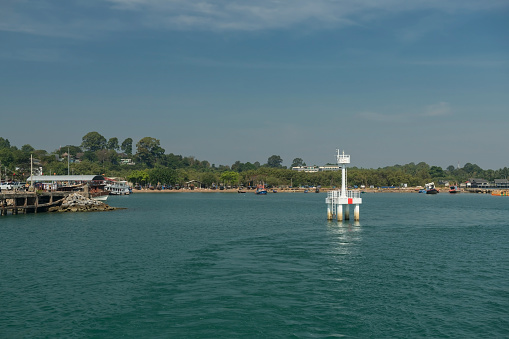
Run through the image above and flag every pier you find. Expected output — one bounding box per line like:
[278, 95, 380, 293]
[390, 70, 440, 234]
[325, 149, 362, 221]
[0, 192, 68, 216]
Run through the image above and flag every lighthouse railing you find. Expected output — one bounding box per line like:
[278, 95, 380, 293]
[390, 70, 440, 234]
[326, 190, 361, 200]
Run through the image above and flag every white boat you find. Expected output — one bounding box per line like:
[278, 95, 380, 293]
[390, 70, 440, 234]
[91, 194, 109, 201]
[105, 180, 131, 195]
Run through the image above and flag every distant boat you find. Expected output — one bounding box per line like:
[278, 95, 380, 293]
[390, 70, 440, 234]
[425, 182, 439, 194]
[256, 184, 267, 195]
[104, 179, 131, 195]
[272, 189, 277, 193]
[91, 193, 109, 201]
[449, 186, 460, 194]
[238, 190, 246, 193]
[492, 190, 509, 196]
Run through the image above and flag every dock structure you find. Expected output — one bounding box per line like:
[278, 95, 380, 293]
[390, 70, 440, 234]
[326, 149, 362, 221]
[0, 192, 68, 216]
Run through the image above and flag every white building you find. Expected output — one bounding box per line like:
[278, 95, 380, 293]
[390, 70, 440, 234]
[292, 165, 339, 173]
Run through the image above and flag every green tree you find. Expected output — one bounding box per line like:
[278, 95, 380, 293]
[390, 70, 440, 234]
[121, 138, 133, 155]
[136, 137, 165, 167]
[200, 172, 217, 188]
[462, 163, 483, 177]
[97, 149, 119, 165]
[267, 155, 283, 168]
[21, 144, 35, 153]
[57, 145, 82, 157]
[429, 166, 445, 178]
[127, 169, 150, 186]
[107, 137, 119, 151]
[72, 160, 102, 175]
[148, 167, 178, 186]
[291, 157, 305, 167]
[81, 132, 107, 152]
[220, 171, 239, 186]
[0, 148, 14, 168]
[81, 151, 98, 162]
[0, 137, 10, 150]
[231, 161, 242, 172]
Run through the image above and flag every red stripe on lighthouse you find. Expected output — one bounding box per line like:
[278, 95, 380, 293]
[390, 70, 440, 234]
[348, 198, 353, 204]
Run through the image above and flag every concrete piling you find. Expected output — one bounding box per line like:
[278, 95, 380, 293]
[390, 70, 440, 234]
[354, 204, 360, 221]
[336, 204, 343, 221]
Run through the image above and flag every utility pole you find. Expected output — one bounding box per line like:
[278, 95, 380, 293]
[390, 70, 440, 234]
[30, 154, 34, 189]
[68, 146, 70, 175]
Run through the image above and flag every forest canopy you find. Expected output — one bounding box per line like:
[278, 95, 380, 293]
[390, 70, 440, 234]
[0, 134, 507, 188]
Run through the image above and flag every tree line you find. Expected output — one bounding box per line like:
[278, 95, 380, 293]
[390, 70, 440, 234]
[0, 133, 508, 188]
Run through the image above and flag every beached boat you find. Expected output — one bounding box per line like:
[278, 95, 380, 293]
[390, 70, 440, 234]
[105, 179, 131, 195]
[449, 185, 460, 194]
[425, 182, 439, 194]
[492, 190, 509, 196]
[255, 184, 267, 195]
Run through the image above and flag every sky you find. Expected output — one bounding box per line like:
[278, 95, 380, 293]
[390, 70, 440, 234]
[1, 0, 508, 170]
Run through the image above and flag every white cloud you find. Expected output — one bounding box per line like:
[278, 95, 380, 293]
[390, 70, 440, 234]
[1, 0, 507, 36]
[422, 102, 451, 117]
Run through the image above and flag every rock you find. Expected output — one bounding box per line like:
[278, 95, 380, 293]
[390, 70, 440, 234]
[51, 193, 117, 213]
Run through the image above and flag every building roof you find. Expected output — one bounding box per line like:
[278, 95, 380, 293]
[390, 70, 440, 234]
[494, 179, 509, 183]
[469, 178, 489, 183]
[27, 175, 105, 182]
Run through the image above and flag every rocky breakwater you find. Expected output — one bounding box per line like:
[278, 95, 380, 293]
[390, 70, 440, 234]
[49, 193, 117, 213]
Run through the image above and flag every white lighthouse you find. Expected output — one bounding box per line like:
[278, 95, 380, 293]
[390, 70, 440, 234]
[326, 149, 362, 221]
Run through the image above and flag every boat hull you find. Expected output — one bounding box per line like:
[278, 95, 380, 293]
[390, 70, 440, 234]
[92, 194, 108, 201]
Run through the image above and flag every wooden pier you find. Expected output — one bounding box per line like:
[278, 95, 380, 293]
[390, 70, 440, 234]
[0, 192, 69, 216]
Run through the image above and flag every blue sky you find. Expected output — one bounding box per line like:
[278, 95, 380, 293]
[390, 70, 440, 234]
[1, 0, 508, 169]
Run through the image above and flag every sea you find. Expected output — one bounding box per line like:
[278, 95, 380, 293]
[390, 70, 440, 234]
[1, 192, 508, 338]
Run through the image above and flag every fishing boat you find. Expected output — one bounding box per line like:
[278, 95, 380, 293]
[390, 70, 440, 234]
[255, 184, 267, 195]
[425, 182, 439, 194]
[449, 185, 460, 194]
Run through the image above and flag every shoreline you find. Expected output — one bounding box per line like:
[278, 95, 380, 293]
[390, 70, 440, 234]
[129, 187, 505, 194]
[131, 187, 437, 194]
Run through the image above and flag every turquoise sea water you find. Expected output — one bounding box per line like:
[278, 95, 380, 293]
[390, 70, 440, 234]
[1, 192, 508, 338]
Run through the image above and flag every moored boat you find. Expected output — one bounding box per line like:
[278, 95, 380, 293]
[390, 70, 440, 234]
[104, 178, 131, 195]
[425, 182, 439, 194]
[492, 190, 509, 196]
[91, 192, 109, 201]
[449, 185, 460, 194]
[255, 184, 267, 195]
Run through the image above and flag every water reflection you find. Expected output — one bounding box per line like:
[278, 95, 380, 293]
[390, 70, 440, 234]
[326, 220, 362, 257]
[326, 220, 362, 230]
